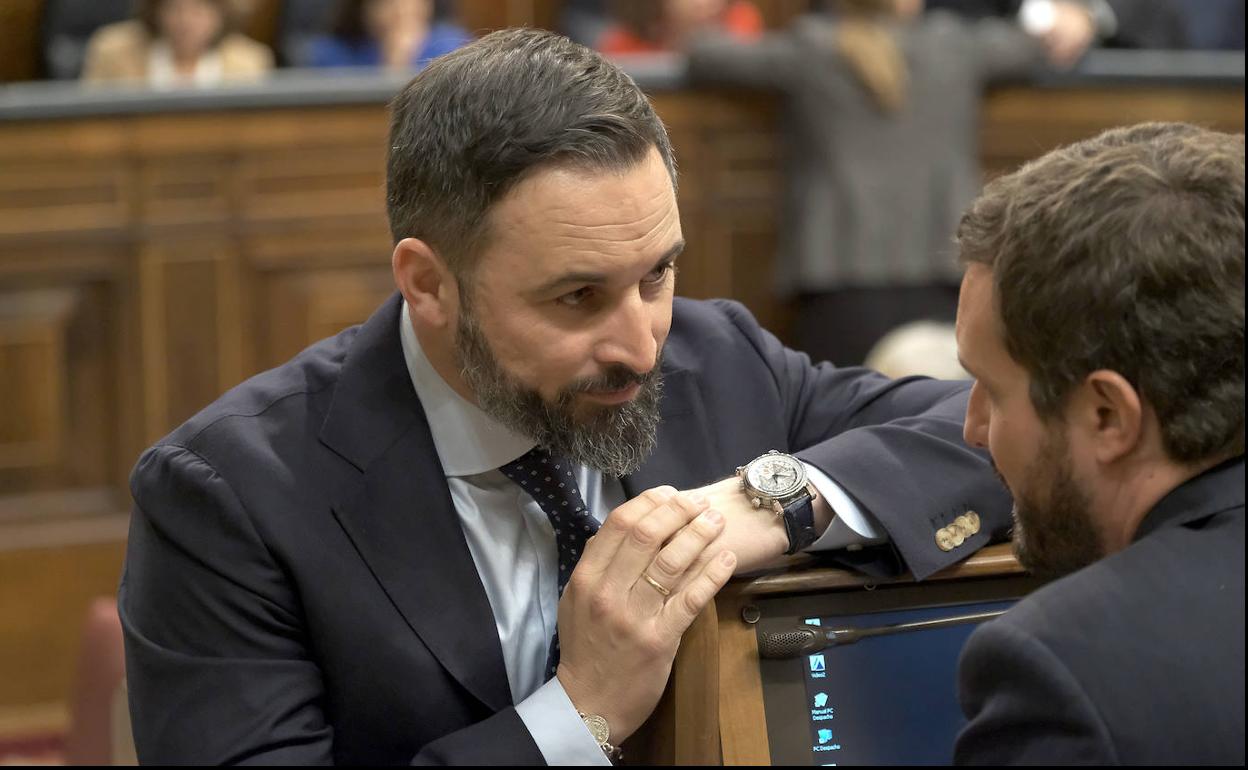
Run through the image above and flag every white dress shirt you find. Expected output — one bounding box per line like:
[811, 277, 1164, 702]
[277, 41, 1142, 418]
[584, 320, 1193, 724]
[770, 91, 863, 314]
[397, 302, 883, 764]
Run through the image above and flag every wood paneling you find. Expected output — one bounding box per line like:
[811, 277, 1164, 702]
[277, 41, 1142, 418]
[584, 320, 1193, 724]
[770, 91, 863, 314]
[0, 541, 127, 710]
[0, 0, 43, 83]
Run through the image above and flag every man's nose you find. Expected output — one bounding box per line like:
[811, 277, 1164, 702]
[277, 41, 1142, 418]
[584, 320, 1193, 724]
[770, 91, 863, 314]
[963, 381, 990, 449]
[596, 291, 659, 374]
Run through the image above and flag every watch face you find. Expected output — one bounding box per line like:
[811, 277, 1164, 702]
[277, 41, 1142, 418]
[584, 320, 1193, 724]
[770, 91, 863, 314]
[745, 454, 805, 499]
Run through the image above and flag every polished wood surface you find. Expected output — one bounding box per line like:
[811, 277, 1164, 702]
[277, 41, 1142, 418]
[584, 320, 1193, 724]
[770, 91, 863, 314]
[0, 79, 1242, 732]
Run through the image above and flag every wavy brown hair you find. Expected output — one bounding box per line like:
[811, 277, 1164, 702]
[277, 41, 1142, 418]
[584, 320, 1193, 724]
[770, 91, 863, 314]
[831, 0, 908, 114]
[958, 123, 1245, 464]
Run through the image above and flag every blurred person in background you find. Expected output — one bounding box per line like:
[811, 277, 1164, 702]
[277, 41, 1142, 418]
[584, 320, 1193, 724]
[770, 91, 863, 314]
[82, 0, 273, 87]
[305, 0, 471, 71]
[864, 320, 967, 380]
[930, 0, 1245, 53]
[598, 0, 763, 56]
[686, 0, 1051, 367]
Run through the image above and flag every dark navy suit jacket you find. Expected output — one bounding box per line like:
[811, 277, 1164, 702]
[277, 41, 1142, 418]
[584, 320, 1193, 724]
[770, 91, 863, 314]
[956, 457, 1246, 765]
[121, 293, 1010, 764]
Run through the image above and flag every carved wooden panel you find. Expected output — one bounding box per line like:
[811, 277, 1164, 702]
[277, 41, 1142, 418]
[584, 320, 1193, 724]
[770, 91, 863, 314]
[0, 281, 120, 501]
[0, 289, 75, 471]
[261, 266, 396, 369]
[0, 161, 129, 239]
[238, 146, 388, 226]
[979, 86, 1248, 179]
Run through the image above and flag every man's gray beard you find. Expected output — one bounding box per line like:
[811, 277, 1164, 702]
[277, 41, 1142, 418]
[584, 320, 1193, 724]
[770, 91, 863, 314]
[453, 299, 663, 477]
[1004, 428, 1104, 580]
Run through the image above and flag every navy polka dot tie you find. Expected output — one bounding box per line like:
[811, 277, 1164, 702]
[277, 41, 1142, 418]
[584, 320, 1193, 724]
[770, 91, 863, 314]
[499, 446, 599, 681]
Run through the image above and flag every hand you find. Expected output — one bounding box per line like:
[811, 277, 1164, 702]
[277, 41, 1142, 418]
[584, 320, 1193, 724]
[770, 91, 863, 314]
[556, 486, 736, 743]
[1044, 1, 1096, 69]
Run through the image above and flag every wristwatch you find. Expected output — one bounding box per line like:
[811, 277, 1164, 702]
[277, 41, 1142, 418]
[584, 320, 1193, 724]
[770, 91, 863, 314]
[737, 450, 820, 555]
[578, 711, 622, 760]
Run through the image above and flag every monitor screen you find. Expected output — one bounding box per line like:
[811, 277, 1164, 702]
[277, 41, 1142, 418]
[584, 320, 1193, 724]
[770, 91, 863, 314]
[757, 576, 1041, 765]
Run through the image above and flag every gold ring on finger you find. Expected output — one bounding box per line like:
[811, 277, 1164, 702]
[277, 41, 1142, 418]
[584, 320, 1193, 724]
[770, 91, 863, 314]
[641, 572, 671, 597]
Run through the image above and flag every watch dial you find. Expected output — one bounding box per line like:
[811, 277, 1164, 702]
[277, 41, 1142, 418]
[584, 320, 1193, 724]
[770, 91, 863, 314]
[747, 456, 803, 496]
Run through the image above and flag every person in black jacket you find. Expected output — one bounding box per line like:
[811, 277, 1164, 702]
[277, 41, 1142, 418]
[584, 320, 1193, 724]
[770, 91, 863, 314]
[953, 122, 1245, 764]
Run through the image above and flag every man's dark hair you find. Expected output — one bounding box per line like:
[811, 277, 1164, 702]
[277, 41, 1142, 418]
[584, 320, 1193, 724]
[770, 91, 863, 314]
[386, 27, 677, 277]
[958, 122, 1245, 464]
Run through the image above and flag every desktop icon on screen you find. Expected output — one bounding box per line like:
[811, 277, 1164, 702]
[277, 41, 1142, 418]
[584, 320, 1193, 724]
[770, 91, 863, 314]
[814, 692, 829, 708]
[809, 654, 826, 673]
[818, 728, 834, 745]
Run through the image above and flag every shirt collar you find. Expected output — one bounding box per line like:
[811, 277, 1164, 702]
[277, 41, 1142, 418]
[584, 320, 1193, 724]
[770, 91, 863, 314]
[399, 300, 535, 477]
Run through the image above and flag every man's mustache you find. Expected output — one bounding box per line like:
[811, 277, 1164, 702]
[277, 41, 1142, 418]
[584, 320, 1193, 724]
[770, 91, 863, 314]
[566, 362, 660, 395]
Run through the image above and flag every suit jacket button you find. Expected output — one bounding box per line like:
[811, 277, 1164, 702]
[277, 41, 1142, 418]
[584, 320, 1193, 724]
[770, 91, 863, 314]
[966, 510, 981, 532]
[935, 527, 956, 551]
[949, 523, 967, 547]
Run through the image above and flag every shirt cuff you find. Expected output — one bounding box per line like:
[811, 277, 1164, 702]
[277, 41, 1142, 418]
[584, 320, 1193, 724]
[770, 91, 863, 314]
[802, 463, 889, 551]
[515, 675, 612, 766]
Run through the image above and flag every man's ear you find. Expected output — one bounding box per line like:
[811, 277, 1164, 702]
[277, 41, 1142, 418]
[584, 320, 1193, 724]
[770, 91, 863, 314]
[392, 237, 457, 328]
[1070, 370, 1145, 465]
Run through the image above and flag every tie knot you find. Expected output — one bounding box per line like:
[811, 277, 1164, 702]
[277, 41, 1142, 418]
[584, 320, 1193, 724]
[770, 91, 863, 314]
[499, 446, 573, 484]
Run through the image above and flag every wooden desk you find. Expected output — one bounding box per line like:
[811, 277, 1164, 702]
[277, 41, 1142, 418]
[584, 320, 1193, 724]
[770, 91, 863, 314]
[632, 543, 1032, 764]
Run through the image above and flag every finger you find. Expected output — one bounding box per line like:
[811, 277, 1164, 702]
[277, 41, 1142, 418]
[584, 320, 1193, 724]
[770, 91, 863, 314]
[600, 491, 709, 593]
[658, 549, 736, 639]
[638, 508, 725, 597]
[573, 486, 678, 579]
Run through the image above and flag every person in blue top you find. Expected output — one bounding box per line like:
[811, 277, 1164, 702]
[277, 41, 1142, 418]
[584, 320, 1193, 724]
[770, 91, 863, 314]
[307, 0, 471, 71]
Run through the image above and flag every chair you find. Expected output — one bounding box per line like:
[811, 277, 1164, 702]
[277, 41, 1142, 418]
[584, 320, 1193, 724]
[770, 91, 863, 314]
[61, 597, 130, 765]
[39, 0, 135, 79]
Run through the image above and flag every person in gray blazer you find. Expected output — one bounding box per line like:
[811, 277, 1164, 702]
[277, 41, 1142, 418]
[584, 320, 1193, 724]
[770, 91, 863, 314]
[686, 0, 1046, 365]
[953, 122, 1245, 763]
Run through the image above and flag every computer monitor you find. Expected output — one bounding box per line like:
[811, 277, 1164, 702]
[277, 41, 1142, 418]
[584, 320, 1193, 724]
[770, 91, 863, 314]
[756, 575, 1041, 765]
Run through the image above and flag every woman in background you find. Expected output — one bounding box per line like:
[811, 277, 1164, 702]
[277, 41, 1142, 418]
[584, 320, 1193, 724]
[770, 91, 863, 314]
[82, 0, 272, 87]
[686, 0, 1051, 366]
[306, 0, 471, 71]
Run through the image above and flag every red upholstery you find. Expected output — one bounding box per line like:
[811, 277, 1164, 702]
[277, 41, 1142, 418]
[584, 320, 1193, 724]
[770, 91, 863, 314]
[62, 597, 126, 765]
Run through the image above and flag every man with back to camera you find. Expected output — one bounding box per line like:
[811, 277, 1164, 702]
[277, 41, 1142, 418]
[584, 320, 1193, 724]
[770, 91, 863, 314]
[120, 28, 1013, 764]
[952, 122, 1245, 764]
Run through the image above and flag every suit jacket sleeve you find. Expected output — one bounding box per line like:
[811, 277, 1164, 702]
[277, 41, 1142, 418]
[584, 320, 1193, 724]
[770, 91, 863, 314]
[962, 14, 1047, 82]
[954, 618, 1119, 764]
[685, 28, 802, 92]
[714, 300, 1012, 579]
[121, 444, 544, 765]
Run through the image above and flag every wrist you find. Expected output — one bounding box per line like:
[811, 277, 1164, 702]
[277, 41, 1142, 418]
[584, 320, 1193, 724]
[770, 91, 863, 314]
[577, 710, 623, 761]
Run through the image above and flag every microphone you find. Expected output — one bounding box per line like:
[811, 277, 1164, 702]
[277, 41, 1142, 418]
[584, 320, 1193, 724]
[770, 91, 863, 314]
[758, 609, 1007, 659]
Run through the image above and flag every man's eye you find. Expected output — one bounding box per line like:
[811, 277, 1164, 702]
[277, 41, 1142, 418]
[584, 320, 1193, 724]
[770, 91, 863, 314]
[557, 287, 593, 307]
[643, 264, 674, 284]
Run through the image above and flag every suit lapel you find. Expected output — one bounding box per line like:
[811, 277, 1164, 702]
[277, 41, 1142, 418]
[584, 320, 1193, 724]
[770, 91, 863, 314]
[320, 294, 511, 713]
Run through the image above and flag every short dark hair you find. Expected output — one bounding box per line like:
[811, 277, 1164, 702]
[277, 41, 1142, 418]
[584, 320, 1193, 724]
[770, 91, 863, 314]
[958, 122, 1245, 464]
[385, 27, 678, 277]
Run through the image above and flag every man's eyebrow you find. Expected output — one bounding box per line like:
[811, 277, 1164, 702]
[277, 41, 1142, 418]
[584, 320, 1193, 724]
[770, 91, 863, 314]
[533, 240, 685, 296]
